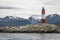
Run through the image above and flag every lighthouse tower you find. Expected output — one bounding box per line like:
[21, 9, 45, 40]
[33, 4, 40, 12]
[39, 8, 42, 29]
[41, 7, 46, 23]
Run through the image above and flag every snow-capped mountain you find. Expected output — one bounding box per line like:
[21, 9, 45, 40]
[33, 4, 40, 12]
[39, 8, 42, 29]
[0, 14, 60, 27]
[0, 16, 31, 27]
[28, 17, 41, 24]
[28, 14, 60, 25]
[0, 16, 41, 27]
[46, 14, 60, 25]
[4, 16, 24, 20]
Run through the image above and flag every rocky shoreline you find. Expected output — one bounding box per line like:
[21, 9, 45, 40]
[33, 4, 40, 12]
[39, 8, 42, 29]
[0, 24, 60, 33]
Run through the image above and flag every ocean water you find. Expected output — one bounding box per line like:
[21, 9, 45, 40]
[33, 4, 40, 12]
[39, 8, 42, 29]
[0, 33, 60, 40]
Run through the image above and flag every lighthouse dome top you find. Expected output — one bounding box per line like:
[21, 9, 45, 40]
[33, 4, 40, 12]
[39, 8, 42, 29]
[42, 7, 45, 10]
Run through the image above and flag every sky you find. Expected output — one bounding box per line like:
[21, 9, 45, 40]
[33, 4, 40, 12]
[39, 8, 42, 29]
[0, 0, 60, 19]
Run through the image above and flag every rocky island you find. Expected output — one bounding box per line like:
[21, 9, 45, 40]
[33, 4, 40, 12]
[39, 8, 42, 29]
[0, 23, 60, 33]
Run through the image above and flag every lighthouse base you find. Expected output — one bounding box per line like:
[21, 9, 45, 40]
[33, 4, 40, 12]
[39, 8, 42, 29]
[41, 19, 46, 23]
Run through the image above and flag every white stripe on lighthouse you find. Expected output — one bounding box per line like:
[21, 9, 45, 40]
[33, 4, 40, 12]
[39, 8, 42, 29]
[42, 14, 45, 19]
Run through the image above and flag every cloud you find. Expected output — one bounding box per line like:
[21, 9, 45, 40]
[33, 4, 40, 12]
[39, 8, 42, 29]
[44, 0, 60, 6]
[41, 0, 57, 6]
[44, 2, 56, 5]
[0, 6, 24, 10]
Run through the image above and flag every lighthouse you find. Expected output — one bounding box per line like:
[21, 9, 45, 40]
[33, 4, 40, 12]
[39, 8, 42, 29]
[41, 7, 46, 23]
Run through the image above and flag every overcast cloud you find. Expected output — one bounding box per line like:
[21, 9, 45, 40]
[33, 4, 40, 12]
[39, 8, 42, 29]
[0, 0, 60, 18]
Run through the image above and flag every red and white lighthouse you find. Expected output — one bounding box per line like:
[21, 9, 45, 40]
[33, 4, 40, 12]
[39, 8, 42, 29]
[41, 7, 46, 23]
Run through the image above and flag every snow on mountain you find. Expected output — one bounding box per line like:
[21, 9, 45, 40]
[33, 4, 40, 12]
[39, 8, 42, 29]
[46, 14, 60, 18]
[0, 16, 31, 27]
[46, 14, 60, 25]
[0, 14, 59, 27]
[28, 17, 41, 24]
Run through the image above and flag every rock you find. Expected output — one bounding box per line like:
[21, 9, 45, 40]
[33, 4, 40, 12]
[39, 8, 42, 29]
[20, 23, 58, 33]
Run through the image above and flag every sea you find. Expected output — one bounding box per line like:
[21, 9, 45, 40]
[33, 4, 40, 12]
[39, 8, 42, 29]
[0, 33, 60, 40]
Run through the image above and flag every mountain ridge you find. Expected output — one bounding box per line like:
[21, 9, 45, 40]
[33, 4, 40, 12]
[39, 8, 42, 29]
[0, 14, 60, 27]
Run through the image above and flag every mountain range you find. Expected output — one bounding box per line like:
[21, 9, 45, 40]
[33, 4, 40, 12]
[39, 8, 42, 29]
[46, 14, 60, 25]
[0, 14, 60, 27]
